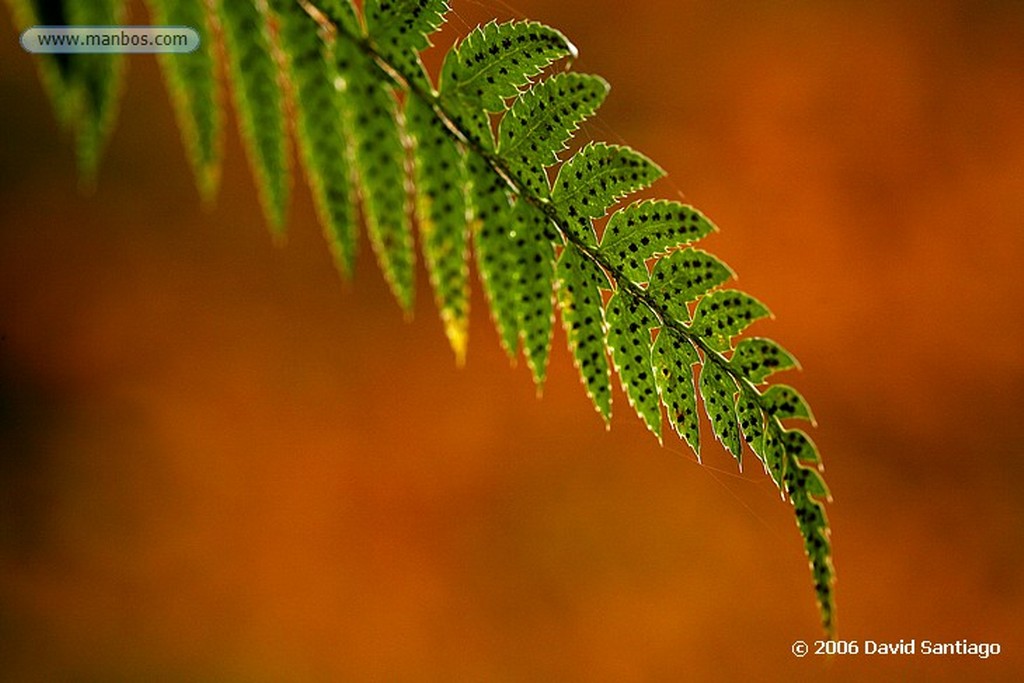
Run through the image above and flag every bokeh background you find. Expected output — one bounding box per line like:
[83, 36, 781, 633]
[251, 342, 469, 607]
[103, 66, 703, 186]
[2, 0, 1022, 680]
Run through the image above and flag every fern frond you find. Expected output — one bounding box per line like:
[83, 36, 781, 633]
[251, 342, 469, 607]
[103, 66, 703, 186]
[781, 428, 821, 466]
[70, 1, 128, 179]
[736, 387, 767, 461]
[786, 458, 835, 632]
[216, 0, 290, 232]
[146, 0, 222, 202]
[21, 0, 837, 634]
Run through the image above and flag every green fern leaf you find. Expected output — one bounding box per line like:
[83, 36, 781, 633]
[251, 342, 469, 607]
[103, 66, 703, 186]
[439, 20, 575, 147]
[782, 428, 821, 466]
[605, 291, 662, 439]
[796, 465, 830, 499]
[272, 0, 358, 276]
[652, 329, 701, 456]
[761, 384, 815, 423]
[497, 73, 609, 197]
[216, 0, 289, 232]
[735, 387, 766, 465]
[599, 200, 716, 284]
[699, 361, 742, 461]
[690, 289, 771, 352]
[467, 152, 519, 357]
[730, 337, 798, 385]
[557, 245, 612, 422]
[785, 464, 835, 632]
[7, 0, 74, 127]
[334, 38, 415, 310]
[761, 422, 787, 487]
[364, 0, 448, 88]
[551, 142, 664, 245]
[407, 95, 470, 361]
[22, 0, 838, 633]
[63, 0, 127, 180]
[146, 0, 222, 202]
[647, 247, 734, 323]
[511, 200, 556, 386]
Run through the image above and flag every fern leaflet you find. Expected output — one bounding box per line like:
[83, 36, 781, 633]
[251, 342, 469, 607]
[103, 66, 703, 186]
[146, 0, 222, 202]
[556, 246, 612, 422]
[439, 19, 575, 148]
[216, 0, 290, 232]
[8, 0, 128, 179]
[407, 94, 471, 360]
[334, 36, 416, 309]
[271, 0, 358, 275]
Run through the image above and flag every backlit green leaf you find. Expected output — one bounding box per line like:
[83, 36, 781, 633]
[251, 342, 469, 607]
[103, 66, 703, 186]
[652, 329, 701, 456]
[782, 428, 821, 466]
[699, 362, 742, 461]
[147, 0, 222, 201]
[334, 39, 415, 310]
[735, 387, 766, 468]
[785, 466, 835, 633]
[217, 0, 289, 232]
[439, 20, 574, 147]
[272, 0, 358, 275]
[364, 0, 448, 88]
[408, 95, 471, 362]
[761, 384, 815, 423]
[511, 201, 556, 387]
[551, 143, 664, 245]
[606, 291, 661, 439]
[497, 73, 609, 197]
[468, 153, 518, 357]
[557, 245, 612, 422]
[65, 0, 128, 180]
[731, 337, 798, 385]
[312, 0, 361, 37]
[690, 289, 771, 352]
[647, 247, 733, 323]
[25, 0, 836, 634]
[599, 200, 716, 284]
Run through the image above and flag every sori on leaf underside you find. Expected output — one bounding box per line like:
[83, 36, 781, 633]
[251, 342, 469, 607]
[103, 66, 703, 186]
[9, 0, 836, 633]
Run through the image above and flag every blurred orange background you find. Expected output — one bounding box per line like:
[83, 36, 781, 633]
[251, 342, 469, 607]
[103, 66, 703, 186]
[2, 1, 1022, 680]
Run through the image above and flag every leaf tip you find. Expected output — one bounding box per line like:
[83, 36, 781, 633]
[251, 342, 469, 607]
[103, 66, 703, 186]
[445, 318, 469, 367]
